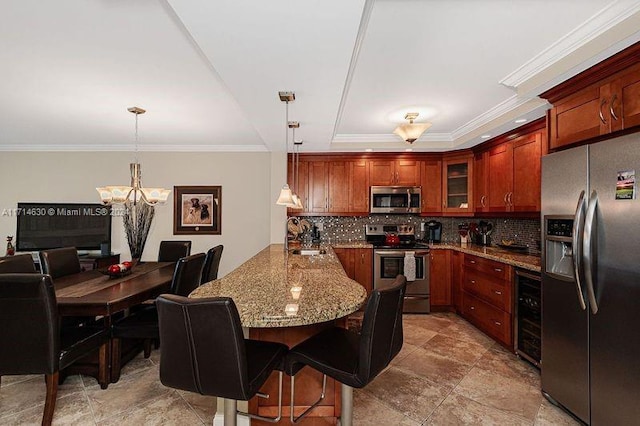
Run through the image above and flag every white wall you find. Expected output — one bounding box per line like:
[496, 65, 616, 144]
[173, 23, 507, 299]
[0, 151, 274, 277]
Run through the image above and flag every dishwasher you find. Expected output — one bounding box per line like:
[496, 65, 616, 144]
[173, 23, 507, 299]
[515, 269, 541, 368]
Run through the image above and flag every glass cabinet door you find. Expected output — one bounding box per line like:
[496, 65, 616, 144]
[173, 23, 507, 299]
[443, 156, 473, 213]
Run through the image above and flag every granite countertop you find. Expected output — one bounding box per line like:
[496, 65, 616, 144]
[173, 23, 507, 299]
[330, 240, 540, 272]
[190, 244, 367, 328]
[429, 243, 541, 272]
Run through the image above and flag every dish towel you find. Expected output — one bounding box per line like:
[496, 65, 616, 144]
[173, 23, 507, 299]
[404, 251, 416, 282]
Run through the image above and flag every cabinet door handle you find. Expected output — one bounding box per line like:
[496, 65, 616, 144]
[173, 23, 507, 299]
[610, 94, 619, 121]
[480, 195, 486, 207]
[494, 290, 502, 295]
[503, 192, 509, 206]
[470, 306, 475, 310]
[508, 192, 513, 206]
[469, 260, 476, 264]
[325, 198, 328, 210]
[599, 98, 608, 124]
[494, 268, 502, 272]
[494, 321, 502, 326]
[470, 280, 476, 284]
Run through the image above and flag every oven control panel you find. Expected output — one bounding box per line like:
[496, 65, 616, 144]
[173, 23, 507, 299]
[366, 224, 414, 236]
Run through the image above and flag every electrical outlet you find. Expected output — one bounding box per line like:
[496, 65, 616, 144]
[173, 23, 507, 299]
[420, 222, 426, 232]
[316, 222, 324, 231]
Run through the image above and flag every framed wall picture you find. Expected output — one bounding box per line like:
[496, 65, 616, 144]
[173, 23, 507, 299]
[173, 186, 221, 235]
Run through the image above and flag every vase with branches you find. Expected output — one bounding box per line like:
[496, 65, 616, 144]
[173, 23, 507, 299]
[123, 200, 155, 262]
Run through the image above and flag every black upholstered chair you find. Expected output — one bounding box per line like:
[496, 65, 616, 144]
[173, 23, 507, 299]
[39, 247, 81, 279]
[111, 253, 206, 372]
[0, 274, 107, 426]
[0, 253, 37, 273]
[201, 244, 224, 284]
[157, 294, 288, 425]
[285, 275, 407, 425]
[158, 240, 192, 262]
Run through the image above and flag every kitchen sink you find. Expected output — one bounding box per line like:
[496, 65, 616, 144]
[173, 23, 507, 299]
[290, 249, 327, 256]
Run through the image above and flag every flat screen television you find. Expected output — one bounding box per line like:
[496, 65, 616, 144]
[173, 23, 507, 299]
[16, 202, 112, 251]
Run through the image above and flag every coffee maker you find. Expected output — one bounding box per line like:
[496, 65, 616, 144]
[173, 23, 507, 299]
[425, 220, 442, 243]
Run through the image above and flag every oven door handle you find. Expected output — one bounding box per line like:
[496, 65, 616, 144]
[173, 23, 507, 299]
[375, 251, 429, 257]
[375, 251, 408, 256]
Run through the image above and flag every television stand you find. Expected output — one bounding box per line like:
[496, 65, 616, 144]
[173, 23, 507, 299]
[79, 253, 120, 271]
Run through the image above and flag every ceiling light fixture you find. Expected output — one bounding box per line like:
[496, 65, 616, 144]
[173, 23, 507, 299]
[393, 112, 432, 144]
[276, 92, 297, 207]
[96, 107, 170, 206]
[515, 118, 527, 123]
[481, 134, 491, 139]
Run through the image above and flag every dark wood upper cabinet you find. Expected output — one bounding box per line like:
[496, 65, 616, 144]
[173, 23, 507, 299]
[308, 161, 328, 213]
[473, 151, 488, 213]
[442, 154, 474, 215]
[328, 161, 349, 213]
[420, 159, 442, 214]
[512, 132, 543, 212]
[369, 159, 420, 186]
[349, 160, 369, 213]
[541, 42, 640, 151]
[487, 142, 513, 213]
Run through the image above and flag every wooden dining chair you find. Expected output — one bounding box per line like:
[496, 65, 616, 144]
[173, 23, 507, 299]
[0, 274, 107, 426]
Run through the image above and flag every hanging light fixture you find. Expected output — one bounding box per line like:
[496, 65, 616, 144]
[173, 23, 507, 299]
[289, 122, 304, 210]
[276, 92, 297, 207]
[393, 112, 432, 144]
[96, 107, 171, 206]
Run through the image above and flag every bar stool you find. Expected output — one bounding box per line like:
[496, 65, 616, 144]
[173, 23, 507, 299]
[285, 275, 407, 426]
[157, 294, 288, 426]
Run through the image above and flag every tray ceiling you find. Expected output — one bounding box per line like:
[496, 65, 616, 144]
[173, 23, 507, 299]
[1, 0, 640, 152]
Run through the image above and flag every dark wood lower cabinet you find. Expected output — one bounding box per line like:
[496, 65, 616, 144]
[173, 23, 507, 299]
[430, 250, 451, 308]
[461, 254, 513, 348]
[333, 247, 372, 295]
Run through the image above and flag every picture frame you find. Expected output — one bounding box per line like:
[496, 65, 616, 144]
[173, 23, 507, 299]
[173, 185, 222, 235]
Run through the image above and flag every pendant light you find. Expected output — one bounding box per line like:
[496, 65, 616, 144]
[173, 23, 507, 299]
[276, 92, 297, 207]
[96, 107, 171, 205]
[289, 122, 304, 210]
[393, 112, 432, 144]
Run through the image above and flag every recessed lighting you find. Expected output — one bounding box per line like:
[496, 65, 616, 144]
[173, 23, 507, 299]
[405, 148, 413, 152]
[481, 134, 491, 139]
[515, 118, 527, 123]
[365, 148, 373, 152]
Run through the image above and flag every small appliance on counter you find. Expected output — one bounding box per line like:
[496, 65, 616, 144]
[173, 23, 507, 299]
[458, 223, 470, 245]
[424, 220, 442, 243]
[471, 220, 493, 246]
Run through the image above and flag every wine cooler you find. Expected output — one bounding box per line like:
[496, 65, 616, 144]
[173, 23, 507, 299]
[515, 269, 541, 367]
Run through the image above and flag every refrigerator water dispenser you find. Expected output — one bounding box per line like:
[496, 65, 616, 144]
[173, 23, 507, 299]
[545, 217, 575, 280]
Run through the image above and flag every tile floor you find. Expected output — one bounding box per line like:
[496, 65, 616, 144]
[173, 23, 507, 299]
[0, 313, 579, 425]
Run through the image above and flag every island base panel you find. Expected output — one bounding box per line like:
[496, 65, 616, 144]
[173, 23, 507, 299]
[249, 320, 346, 425]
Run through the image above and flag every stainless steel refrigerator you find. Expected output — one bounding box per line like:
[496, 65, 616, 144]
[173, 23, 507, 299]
[541, 132, 640, 425]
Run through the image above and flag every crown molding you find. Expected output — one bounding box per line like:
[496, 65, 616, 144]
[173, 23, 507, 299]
[499, 1, 640, 89]
[0, 144, 269, 152]
[332, 132, 453, 144]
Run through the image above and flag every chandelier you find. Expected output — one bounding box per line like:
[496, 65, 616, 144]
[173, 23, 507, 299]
[96, 107, 171, 206]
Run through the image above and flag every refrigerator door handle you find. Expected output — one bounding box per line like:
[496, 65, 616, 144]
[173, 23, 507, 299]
[583, 190, 599, 314]
[572, 190, 587, 310]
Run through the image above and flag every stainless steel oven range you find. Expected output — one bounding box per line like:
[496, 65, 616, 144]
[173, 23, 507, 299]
[366, 224, 430, 313]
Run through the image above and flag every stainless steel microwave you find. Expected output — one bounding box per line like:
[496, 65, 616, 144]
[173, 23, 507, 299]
[370, 186, 421, 214]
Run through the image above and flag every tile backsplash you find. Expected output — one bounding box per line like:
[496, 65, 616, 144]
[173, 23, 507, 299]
[299, 215, 541, 255]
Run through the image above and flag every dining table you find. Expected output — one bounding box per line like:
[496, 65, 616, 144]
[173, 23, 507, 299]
[53, 261, 175, 388]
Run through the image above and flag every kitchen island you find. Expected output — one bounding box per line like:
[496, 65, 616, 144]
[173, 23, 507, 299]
[190, 244, 367, 425]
